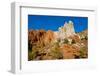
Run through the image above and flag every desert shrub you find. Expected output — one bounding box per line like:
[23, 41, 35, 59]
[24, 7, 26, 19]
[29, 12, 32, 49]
[71, 39, 76, 44]
[63, 38, 68, 44]
[85, 35, 88, 40]
[31, 44, 47, 60]
[28, 45, 41, 60]
[28, 50, 38, 61]
[57, 38, 61, 43]
[28, 41, 32, 51]
[49, 44, 63, 59]
[54, 42, 60, 47]
[79, 47, 87, 58]
[80, 35, 88, 40]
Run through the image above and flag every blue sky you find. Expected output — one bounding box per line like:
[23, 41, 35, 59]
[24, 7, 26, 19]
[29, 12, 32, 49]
[28, 15, 88, 32]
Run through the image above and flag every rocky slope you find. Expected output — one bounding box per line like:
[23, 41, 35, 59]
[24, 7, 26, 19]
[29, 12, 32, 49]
[28, 21, 88, 61]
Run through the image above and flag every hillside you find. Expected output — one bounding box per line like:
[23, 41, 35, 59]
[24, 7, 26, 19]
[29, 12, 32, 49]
[28, 21, 88, 61]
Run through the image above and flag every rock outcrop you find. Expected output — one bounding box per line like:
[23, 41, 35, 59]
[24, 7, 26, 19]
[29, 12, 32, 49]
[44, 30, 55, 45]
[28, 29, 46, 49]
[28, 21, 88, 60]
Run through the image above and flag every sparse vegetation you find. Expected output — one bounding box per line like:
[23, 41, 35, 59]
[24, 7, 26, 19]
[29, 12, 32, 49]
[51, 42, 63, 59]
[79, 47, 88, 58]
[28, 26, 88, 60]
[63, 38, 68, 44]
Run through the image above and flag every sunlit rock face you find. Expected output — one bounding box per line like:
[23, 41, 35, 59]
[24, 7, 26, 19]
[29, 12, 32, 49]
[60, 44, 80, 59]
[64, 21, 75, 37]
[44, 30, 55, 45]
[68, 35, 81, 43]
[28, 29, 46, 46]
[28, 29, 55, 47]
[58, 21, 75, 39]
[53, 21, 77, 44]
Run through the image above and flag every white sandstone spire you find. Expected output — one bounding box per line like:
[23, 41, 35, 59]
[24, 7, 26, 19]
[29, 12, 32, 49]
[58, 21, 75, 39]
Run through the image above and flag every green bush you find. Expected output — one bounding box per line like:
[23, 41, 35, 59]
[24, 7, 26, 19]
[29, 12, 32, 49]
[71, 39, 76, 44]
[79, 47, 87, 58]
[28, 51, 37, 61]
[63, 38, 68, 44]
[49, 45, 63, 59]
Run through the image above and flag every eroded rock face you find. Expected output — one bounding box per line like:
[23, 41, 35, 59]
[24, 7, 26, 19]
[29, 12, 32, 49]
[28, 30, 46, 50]
[68, 35, 81, 43]
[44, 30, 55, 45]
[60, 44, 80, 59]
[28, 30, 37, 50]
[28, 30, 55, 49]
[28, 29, 88, 60]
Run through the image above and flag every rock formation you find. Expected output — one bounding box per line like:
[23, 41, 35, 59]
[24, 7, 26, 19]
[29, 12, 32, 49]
[58, 21, 75, 39]
[28, 21, 88, 60]
[44, 30, 55, 45]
